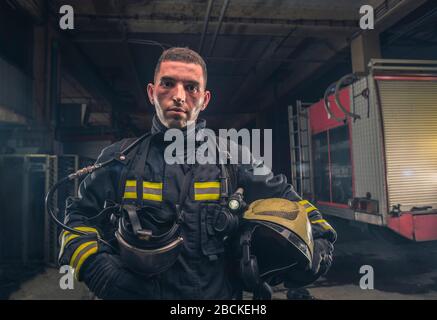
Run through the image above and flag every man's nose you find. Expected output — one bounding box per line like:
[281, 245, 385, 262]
[172, 83, 186, 104]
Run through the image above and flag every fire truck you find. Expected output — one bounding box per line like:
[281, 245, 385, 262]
[288, 59, 437, 242]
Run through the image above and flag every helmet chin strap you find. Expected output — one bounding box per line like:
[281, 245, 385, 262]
[124, 205, 153, 241]
[239, 227, 273, 300]
[120, 204, 183, 244]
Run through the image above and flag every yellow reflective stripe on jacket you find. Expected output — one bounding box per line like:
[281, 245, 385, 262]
[61, 226, 99, 246]
[194, 182, 220, 201]
[143, 181, 163, 201]
[62, 226, 99, 238]
[59, 234, 80, 258]
[59, 226, 99, 259]
[195, 182, 220, 189]
[143, 181, 163, 189]
[124, 192, 137, 199]
[126, 180, 136, 187]
[73, 244, 98, 280]
[298, 200, 318, 213]
[195, 193, 220, 201]
[305, 205, 317, 213]
[298, 200, 309, 206]
[143, 193, 163, 201]
[70, 241, 98, 280]
[123, 180, 137, 199]
[311, 219, 334, 231]
[64, 234, 80, 244]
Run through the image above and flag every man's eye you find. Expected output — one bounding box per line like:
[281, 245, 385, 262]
[161, 80, 174, 88]
[186, 84, 198, 93]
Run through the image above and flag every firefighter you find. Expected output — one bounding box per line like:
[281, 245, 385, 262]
[58, 47, 336, 299]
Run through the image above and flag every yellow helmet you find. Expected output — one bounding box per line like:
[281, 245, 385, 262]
[240, 198, 314, 286]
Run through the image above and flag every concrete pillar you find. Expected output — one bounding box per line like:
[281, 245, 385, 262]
[32, 25, 48, 126]
[351, 32, 382, 74]
[32, 24, 59, 153]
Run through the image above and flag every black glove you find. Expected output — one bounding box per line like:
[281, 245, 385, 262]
[81, 253, 159, 300]
[311, 238, 334, 277]
[284, 238, 334, 288]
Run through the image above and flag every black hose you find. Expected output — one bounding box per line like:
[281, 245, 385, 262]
[45, 175, 89, 236]
[86, 205, 120, 222]
[45, 158, 115, 235]
[45, 170, 118, 251]
[335, 74, 361, 120]
[45, 133, 149, 239]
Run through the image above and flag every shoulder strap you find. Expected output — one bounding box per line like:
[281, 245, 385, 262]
[225, 163, 238, 195]
[116, 133, 152, 204]
[215, 136, 238, 195]
[120, 137, 138, 152]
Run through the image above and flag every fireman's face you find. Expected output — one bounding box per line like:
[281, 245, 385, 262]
[147, 61, 211, 129]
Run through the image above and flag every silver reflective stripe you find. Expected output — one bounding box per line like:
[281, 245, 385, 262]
[195, 187, 220, 195]
[72, 242, 98, 270]
[124, 186, 136, 193]
[143, 188, 162, 195]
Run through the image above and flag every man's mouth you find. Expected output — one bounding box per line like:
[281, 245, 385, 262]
[168, 107, 187, 114]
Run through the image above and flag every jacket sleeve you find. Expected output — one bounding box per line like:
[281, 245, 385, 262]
[236, 148, 337, 243]
[58, 141, 125, 280]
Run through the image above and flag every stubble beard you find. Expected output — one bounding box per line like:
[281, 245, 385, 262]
[153, 96, 204, 129]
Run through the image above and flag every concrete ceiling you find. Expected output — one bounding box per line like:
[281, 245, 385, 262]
[48, 0, 428, 130]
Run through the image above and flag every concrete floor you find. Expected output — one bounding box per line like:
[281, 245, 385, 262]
[9, 268, 91, 300]
[306, 217, 437, 300]
[6, 217, 437, 300]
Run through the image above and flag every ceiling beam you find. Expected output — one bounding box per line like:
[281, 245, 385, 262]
[208, 0, 230, 57]
[91, 0, 148, 112]
[254, 0, 432, 113]
[74, 13, 359, 30]
[247, 39, 349, 113]
[350, 0, 429, 39]
[71, 24, 356, 38]
[228, 28, 301, 109]
[13, 0, 45, 24]
[71, 29, 352, 43]
[60, 37, 123, 114]
[375, 0, 429, 32]
[198, 0, 214, 54]
[119, 32, 149, 113]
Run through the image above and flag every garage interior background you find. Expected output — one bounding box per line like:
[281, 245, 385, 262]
[0, 0, 436, 299]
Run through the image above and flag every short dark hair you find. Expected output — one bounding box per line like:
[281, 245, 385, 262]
[154, 47, 208, 88]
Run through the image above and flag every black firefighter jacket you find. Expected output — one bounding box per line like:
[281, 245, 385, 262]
[58, 116, 337, 299]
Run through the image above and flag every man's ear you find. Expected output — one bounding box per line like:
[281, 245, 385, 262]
[146, 83, 155, 105]
[201, 90, 211, 111]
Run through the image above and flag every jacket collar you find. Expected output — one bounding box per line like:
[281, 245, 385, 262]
[151, 115, 207, 136]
